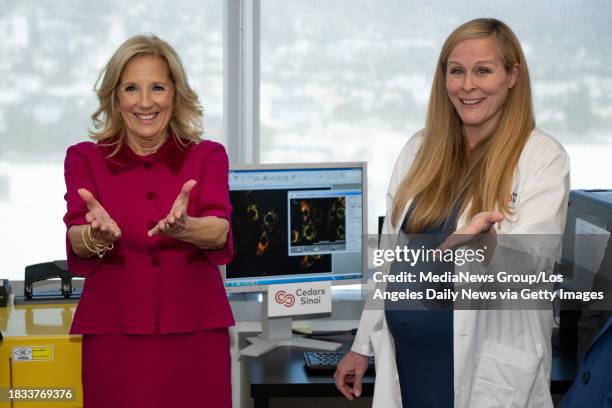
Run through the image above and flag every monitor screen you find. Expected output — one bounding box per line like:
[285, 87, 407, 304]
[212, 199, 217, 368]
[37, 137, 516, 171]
[224, 163, 366, 292]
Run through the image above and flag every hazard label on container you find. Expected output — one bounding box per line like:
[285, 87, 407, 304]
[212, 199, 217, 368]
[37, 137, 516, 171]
[12, 346, 54, 362]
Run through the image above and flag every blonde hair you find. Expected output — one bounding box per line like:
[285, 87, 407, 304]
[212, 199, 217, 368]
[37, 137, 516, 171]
[90, 34, 203, 152]
[392, 18, 534, 232]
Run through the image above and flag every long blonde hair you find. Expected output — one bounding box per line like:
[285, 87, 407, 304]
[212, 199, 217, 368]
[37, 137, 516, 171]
[392, 18, 534, 232]
[90, 34, 203, 153]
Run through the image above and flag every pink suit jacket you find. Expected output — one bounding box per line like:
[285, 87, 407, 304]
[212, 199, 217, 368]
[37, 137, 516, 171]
[63, 134, 235, 334]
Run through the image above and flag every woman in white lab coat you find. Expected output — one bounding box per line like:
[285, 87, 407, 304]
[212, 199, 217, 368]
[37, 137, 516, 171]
[334, 18, 570, 408]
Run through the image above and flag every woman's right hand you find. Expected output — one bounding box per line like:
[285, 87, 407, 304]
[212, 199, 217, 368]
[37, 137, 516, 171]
[333, 351, 369, 400]
[438, 211, 503, 251]
[456, 211, 504, 236]
[78, 188, 122, 244]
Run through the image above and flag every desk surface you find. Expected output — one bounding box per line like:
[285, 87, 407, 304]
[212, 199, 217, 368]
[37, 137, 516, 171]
[243, 335, 375, 400]
[243, 331, 577, 403]
[1, 294, 77, 338]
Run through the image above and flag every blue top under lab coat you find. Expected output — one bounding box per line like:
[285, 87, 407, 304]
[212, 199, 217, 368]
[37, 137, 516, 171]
[384, 207, 457, 408]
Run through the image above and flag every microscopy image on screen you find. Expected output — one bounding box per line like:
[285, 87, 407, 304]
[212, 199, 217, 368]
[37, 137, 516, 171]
[227, 189, 331, 279]
[290, 196, 346, 253]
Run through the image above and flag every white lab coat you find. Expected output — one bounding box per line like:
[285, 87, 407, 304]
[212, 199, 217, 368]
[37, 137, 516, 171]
[352, 128, 570, 408]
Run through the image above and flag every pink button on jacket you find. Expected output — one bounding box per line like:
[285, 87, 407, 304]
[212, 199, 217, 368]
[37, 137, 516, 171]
[63, 135, 235, 334]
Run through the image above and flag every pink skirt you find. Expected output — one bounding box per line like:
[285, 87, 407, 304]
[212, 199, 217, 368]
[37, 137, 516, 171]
[82, 328, 231, 408]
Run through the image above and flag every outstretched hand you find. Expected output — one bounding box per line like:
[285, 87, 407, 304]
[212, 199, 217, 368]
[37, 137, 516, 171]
[458, 211, 504, 235]
[438, 211, 503, 251]
[78, 188, 122, 245]
[148, 179, 197, 238]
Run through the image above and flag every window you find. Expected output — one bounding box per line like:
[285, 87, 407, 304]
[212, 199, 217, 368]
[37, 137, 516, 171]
[260, 0, 612, 233]
[2, 1, 611, 282]
[0, 1, 223, 281]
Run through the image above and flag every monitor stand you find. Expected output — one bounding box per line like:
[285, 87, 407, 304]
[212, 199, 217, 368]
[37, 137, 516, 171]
[240, 293, 342, 357]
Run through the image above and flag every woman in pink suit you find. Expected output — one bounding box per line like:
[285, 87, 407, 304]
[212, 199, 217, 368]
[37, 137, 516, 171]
[63, 34, 234, 407]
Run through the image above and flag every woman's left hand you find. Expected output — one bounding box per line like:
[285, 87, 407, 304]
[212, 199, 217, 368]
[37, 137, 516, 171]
[148, 179, 197, 239]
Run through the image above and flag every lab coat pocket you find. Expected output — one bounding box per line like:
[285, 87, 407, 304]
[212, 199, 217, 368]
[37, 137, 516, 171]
[469, 340, 541, 408]
[470, 378, 515, 408]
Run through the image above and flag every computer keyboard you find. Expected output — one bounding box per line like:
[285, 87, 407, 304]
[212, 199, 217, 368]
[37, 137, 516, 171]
[303, 351, 375, 372]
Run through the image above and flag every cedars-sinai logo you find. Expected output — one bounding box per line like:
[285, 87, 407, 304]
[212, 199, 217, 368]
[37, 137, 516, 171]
[274, 290, 296, 307]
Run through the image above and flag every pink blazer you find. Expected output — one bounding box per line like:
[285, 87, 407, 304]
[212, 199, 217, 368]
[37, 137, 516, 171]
[63, 135, 235, 334]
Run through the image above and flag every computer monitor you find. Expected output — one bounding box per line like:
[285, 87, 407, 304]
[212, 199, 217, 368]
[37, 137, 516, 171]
[224, 162, 367, 356]
[225, 162, 366, 291]
[557, 189, 612, 352]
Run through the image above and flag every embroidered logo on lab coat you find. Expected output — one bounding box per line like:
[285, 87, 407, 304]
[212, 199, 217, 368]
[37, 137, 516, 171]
[509, 192, 518, 210]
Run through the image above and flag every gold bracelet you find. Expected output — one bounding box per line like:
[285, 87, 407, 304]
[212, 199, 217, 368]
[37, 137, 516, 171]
[89, 225, 114, 257]
[88, 226, 112, 249]
[82, 225, 114, 258]
[81, 225, 97, 254]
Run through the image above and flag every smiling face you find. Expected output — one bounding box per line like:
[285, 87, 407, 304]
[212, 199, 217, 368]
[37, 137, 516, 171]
[445, 37, 518, 147]
[117, 55, 174, 147]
